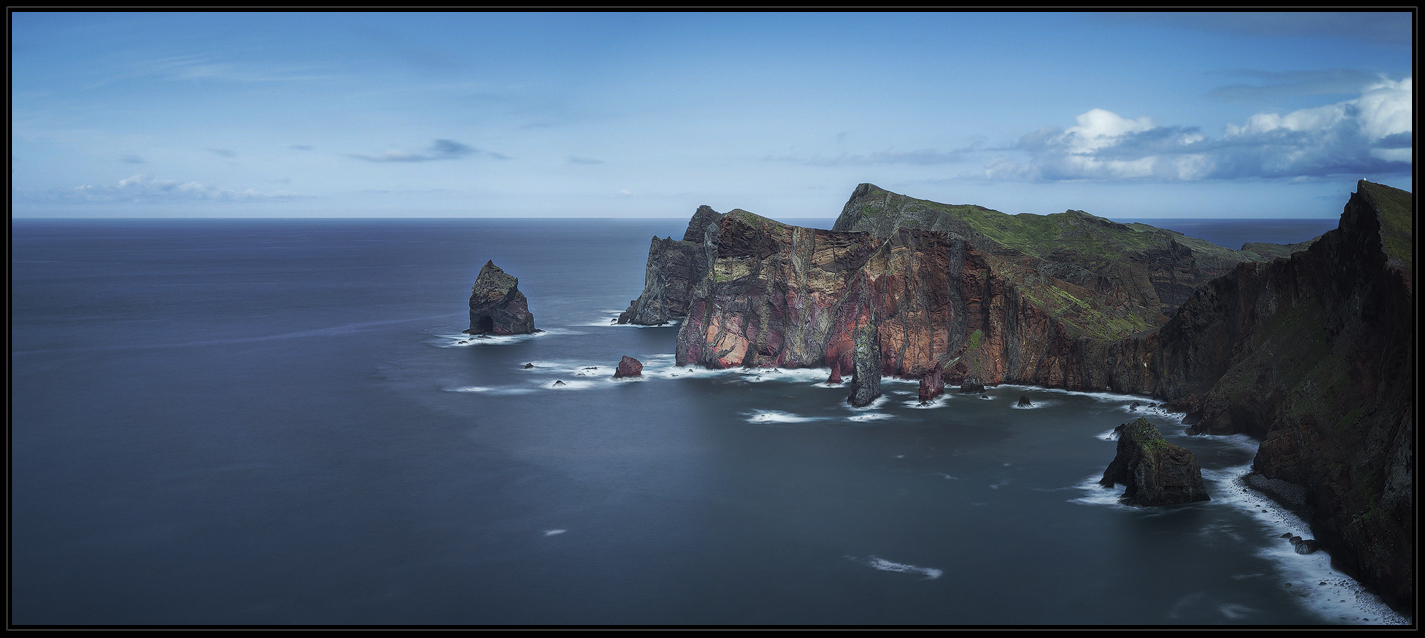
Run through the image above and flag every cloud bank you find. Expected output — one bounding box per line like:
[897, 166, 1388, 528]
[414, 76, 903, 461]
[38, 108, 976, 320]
[351, 139, 509, 163]
[987, 78, 1411, 182]
[24, 174, 299, 204]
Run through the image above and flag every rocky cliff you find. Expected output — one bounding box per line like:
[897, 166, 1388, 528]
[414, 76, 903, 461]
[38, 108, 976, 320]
[634, 186, 1297, 391]
[620, 181, 1412, 612]
[616, 205, 724, 325]
[1129, 180, 1414, 612]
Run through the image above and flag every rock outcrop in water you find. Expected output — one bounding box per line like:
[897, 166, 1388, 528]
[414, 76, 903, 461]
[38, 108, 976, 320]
[847, 319, 882, 407]
[613, 355, 643, 378]
[465, 261, 535, 335]
[618, 180, 1412, 613]
[1099, 417, 1210, 506]
[918, 362, 945, 403]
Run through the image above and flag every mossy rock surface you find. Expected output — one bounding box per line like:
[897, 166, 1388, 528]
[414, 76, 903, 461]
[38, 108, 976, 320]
[1100, 417, 1210, 506]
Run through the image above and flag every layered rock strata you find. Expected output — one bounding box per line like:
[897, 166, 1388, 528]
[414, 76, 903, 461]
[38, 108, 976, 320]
[1099, 417, 1210, 506]
[466, 261, 535, 335]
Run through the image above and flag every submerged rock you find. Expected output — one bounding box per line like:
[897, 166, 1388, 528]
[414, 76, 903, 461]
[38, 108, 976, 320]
[1099, 417, 1210, 506]
[465, 261, 535, 335]
[1287, 535, 1321, 555]
[613, 355, 643, 378]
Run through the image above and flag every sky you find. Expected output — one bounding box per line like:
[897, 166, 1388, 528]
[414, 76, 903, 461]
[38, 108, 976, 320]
[10, 11, 1415, 219]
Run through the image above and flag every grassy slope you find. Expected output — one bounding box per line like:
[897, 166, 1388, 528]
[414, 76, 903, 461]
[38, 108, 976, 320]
[1361, 181, 1413, 270]
[838, 185, 1330, 341]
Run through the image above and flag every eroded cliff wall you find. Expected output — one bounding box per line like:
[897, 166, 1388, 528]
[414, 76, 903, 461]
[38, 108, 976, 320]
[1139, 181, 1414, 611]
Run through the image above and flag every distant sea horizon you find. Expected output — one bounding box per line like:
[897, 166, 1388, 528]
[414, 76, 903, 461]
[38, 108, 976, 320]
[11, 215, 1340, 252]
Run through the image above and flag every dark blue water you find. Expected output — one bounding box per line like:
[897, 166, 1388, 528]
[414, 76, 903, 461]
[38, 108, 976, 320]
[10, 219, 1403, 626]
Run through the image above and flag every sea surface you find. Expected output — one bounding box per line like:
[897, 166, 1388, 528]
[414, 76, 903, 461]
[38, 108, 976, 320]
[11, 217, 1405, 626]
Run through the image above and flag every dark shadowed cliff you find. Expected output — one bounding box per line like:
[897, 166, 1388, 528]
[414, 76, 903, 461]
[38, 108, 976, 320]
[1132, 181, 1414, 611]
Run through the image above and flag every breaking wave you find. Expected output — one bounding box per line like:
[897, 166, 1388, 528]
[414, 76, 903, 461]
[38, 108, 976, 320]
[850, 555, 943, 580]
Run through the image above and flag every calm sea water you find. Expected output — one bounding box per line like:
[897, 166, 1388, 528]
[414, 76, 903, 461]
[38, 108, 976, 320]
[10, 218, 1404, 626]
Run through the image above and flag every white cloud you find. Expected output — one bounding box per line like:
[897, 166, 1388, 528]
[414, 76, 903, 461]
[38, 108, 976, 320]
[989, 78, 1411, 182]
[1059, 109, 1156, 154]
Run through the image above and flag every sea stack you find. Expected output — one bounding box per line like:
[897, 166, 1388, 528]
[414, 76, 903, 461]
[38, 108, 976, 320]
[613, 355, 643, 378]
[1099, 417, 1210, 506]
[847, 321, 882, 407]
[465, 260, 536, 335]
[918, 362, 945, 403]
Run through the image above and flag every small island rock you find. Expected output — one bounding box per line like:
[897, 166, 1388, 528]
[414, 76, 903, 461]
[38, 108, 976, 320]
[1018, 395, 1033, 407]
[613, 355, 643, 378]
[1099, 417, 1210, 506]
[465, 261, 535, 335]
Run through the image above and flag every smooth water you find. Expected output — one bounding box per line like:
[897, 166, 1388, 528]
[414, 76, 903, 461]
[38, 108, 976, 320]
[10, 219, 1405, 625]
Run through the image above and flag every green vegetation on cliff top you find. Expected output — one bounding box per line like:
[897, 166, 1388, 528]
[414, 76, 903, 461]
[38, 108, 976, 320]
[726, 208, 789, 230]
[835, 184, 1284, 267]
[1360, 180, 1413, 270]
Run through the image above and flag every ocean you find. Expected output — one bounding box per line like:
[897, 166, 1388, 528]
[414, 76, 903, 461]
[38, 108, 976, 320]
[11, 216, 1406, 626]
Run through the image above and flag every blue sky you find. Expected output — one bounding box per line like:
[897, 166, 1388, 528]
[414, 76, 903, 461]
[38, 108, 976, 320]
[11, 11, 1413, 219]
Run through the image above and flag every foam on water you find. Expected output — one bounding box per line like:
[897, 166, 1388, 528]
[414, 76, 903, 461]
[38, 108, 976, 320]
[578, 309, 684, 328]
[847, 413, 893, 422]
[1068, 474, 1129, 508]
[435, 329, 568, 348]
[905, 395, 949, 409]
[845, 395, 889, 412]
[543, 529, 566, 536]
[1002, 384, 1155, 405]
[740, 367, 830, 384]
[446, 385, 537, 396]
[850, 555, 943, 580]
[746, 410, 821, 424]
[1095, 427, 1119, 441]
[1009, 398, 1057, 410]
[1204, 463, 1410, 625]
